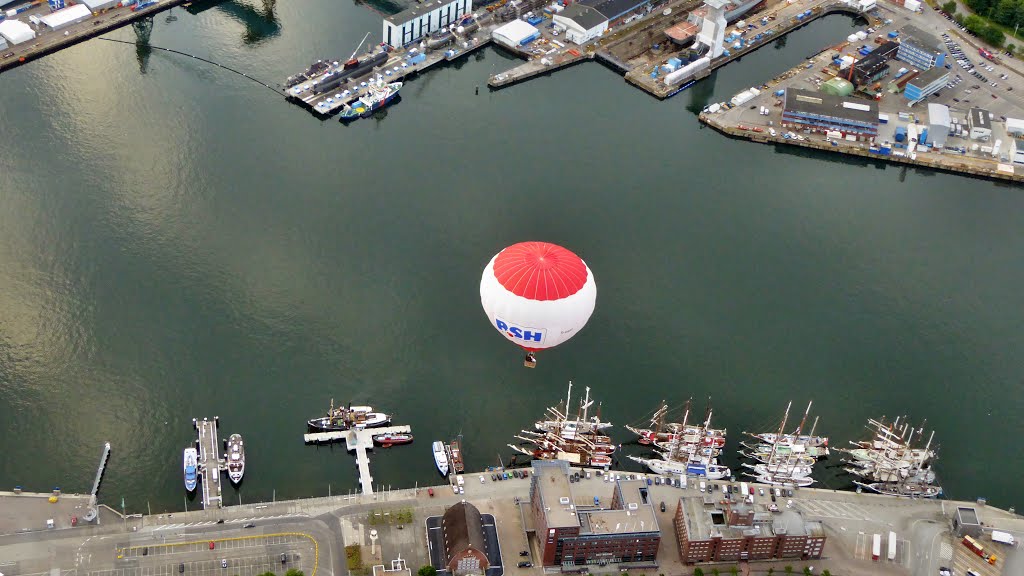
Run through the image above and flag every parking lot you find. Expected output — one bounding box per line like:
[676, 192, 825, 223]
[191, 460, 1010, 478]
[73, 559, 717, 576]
[110, 533, 315, 576]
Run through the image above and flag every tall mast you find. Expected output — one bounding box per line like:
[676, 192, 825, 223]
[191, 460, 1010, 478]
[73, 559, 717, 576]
[769, 402, 792, 475]
[809, 416, 819, 438]
[655, 401, 667, 434]
[565, 381, 573, 421]
[794, 401, 812, 435]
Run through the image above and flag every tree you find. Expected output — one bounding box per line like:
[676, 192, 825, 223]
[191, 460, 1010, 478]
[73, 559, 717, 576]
[821, 571, 832, 576]
[768, 569, 775, 575]
[983, 24, 1006, 46]
[417, 567, 437, 576]
[730, 567, 739, 576]
[785, 567, 794, 575]
[285, 570, 304, 576]
[693, 569, 705, 576]
[711, 569, 720, 576]
[803, 568, 813, 576]
[942, 0, 957, 13]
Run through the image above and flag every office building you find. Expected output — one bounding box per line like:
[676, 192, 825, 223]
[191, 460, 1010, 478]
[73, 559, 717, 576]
[896, 25, 945, 70]
[904, 67, 949, 103]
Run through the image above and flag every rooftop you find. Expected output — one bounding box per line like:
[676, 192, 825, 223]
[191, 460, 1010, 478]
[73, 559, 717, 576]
[900, 25, 941, 51]
[928, 103, 951, 126]
[531, 461, 581, 529]
[907, 66, 948, 87]
[581, 0, 651, 20]
[957, 506, 981, 525]
[969, 107, 992, 129]
[783, 88, 878, 124]
[579, 479, 659, 535]
[385, 0, 463, 25]
[558, 3, 609, 29]
[678, 496, 822, 541]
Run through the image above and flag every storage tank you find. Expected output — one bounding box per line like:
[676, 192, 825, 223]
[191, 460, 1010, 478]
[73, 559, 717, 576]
[895, 127, 907, 142]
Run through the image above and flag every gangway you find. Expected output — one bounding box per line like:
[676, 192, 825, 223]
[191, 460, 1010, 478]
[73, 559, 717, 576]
[82, 441, 111, 522]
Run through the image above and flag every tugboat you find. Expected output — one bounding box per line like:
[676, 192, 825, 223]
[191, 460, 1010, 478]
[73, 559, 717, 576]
[183, 447, 198, 492]
[307, 400, 392, 431]
[373, 433, 414, 447]
[226, 434, 245, 484]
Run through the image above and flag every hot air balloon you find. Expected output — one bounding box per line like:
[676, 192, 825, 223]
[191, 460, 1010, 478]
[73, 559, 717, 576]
[480, 242, 596, 367]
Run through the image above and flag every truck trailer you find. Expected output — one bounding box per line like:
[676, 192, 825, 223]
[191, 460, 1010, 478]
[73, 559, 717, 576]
[962, 535, 998, 564]
[872, 533, 882, 561]
[991, 530, 1015, 546]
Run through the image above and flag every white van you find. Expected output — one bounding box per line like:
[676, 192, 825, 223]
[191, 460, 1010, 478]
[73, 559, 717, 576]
[699, 481, 706, 492]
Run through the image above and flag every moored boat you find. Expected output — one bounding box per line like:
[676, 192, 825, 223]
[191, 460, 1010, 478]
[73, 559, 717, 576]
[307, 400, 392, 432]
[433, 441, 449, 476]
[226, 434, 245, 484]
[340, 80, 402, 122]
[628, 455, 731, 479]
[373, 433, 413, 446]
[183, 447, 198, 492]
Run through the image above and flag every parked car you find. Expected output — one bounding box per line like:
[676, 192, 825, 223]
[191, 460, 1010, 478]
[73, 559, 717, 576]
[243, 523, 255, 528]
[517, 561, 533, 568]
[660, 501, 666, 512]
[221, 560, 228, 569]
[519, 551, 530, 557]
[179, 564, 185, 574]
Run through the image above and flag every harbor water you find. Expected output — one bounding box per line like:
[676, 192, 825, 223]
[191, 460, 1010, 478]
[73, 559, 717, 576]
[1, 1, 1023, 513]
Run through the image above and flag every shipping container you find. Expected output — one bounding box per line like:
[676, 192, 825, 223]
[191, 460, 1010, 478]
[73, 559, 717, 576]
[878, 113, 889, 123]
[887, 532, 897, 561]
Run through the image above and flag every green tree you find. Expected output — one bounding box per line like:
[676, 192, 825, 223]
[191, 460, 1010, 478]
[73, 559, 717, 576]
[983, 23, 1006, 46]
[768, 569, 775, 575]
[417, 567, 437, 576]
[693, 569, 704, 576]
[785, 567, 794, 575]
[258, 572, 276, 576]
[942, 0, 957, 13]
[285, 570, 304, 576]
[803, 568, 813, 576]
[821, 571, 832, 576]
[965, 14, 987, 33]
[996, 0, 1017, 24]
[711, 570, 720, 576]
[730, 567, 739, 576]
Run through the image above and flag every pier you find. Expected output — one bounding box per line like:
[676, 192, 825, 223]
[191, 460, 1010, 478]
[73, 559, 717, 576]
[81, 441, 110, 523]
[303, 425, 412, 495]
[195, 417, 224, 510]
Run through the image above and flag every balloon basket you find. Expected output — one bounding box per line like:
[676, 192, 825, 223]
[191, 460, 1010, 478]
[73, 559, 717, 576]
[523, 358, 537, 368]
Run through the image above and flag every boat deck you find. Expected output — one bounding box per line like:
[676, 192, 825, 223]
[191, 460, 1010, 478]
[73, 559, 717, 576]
[303, 425, 412, 495]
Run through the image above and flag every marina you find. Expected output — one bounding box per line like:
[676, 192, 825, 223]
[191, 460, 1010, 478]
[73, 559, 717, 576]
[303, 424, 413, 495]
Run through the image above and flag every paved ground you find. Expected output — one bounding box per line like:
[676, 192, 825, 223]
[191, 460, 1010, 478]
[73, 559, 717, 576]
[0, 492, 95, 533]
[2, 471, 1022, 576]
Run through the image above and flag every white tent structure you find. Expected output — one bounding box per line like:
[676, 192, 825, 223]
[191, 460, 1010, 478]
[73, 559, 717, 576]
[491, 20, 540, 49]
[0, 18, 36, 45]
[40, 4, 92, 31]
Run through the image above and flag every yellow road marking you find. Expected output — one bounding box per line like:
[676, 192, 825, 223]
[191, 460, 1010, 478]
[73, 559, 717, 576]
[117, 532, 319, 576]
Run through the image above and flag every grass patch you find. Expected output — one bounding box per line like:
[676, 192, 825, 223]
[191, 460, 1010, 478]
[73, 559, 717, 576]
[367, 508, 414, 525]
[345, 545, 362, 570]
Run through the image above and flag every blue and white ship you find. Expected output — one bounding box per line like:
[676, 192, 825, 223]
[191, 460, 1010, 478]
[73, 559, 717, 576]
[339, 79, 402, 122]
[183, 447, 198, 492]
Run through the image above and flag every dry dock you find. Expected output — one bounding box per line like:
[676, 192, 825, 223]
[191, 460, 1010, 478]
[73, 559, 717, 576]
[0, 0, 189, 74]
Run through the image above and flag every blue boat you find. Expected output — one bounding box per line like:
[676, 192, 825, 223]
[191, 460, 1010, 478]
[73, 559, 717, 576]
[183, 447, 198, 492]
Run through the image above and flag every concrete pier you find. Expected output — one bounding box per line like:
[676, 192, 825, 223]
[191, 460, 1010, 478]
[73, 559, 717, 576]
[195, 417, 224, 509]
[303, 425, 412, 495]
[81, 441, 110, 523]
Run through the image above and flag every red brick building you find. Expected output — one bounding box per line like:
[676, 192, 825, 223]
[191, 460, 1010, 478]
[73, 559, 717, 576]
[529, 461, 661, 570]
[442, 501, 490, 575]
[673, 497, 825, 564]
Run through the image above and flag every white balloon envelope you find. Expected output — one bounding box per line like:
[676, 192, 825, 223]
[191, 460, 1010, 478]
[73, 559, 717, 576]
[480, 242, 596, 355]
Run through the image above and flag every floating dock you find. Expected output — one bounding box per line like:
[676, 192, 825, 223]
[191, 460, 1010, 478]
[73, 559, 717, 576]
[194, 417, 224, 509]
[82, 441, 111, 522]
[304, 425, 412, 495]
[284, 20, 497, 117]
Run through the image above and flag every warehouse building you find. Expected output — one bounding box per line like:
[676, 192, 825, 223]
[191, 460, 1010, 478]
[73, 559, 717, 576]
[492, 19, 540, 49]
[39, 4, 91, 31]
[968, 107, 992, 141]
[382, 0, 472, 48]
[552, 4, 608, 45]
[81, 0, 123, 12]
[896, 25, 945, 70]
[904, 67, 949, 103]
[673, 496, 826, 564]
[529, 460, 661, 570]
[0, 18, 36, 45]
[1005, 117, 1024, 139]
[851, 41, 899, 86]
[821, 77, 854, 97]
[441, 501, 490, 576]
[782, 88, 879, 140]
[927, 103, 951, 148]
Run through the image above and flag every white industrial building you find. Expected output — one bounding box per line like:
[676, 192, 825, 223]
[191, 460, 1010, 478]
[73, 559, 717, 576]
[0, 18, 36, 45]
[382, 0, 472, 48]
[553, 4, 608, 45]
[1005, 117, 1024, 139]
[81, 0, 123, 11]
[491, 19, 540, 49]
[968, 107, 992, 141]
[927, 103, 950, 148]
[40, 4, 92, 31]
[697, 0, 728, 58]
